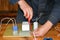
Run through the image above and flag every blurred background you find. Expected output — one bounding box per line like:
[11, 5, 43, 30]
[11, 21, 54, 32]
[0, 0, 18, 23]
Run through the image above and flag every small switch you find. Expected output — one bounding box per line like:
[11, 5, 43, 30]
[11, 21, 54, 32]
[33, 22, 38, 30]
[22, 22, 30, 31]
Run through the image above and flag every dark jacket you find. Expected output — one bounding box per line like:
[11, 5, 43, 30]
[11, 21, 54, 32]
[9, 0, 19, 4]
[9, 0, 60, 25]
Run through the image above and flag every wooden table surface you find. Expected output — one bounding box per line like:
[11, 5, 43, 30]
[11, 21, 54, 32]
[0, 23, 60, 40]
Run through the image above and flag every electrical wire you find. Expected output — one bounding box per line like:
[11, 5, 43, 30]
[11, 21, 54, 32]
[0, 17, 38, 39]
[32, 13, 44, 22]
[32, 13, 44, 40]
[6, 18, 17, 26]
[0, 17, 17, 31]
[33, 32, 37, 40]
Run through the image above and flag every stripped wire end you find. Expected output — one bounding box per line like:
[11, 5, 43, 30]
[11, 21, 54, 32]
[33, 32, 37, 40]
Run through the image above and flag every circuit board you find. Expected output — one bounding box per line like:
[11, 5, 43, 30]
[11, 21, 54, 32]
[3, 24, 33, 37]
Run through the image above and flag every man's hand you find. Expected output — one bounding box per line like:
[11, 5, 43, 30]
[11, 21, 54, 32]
[18, 0, 33, 22]
[33, 20, 53, 36]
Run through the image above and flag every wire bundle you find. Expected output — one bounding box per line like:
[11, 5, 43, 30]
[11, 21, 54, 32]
[0, 17, 17, 31]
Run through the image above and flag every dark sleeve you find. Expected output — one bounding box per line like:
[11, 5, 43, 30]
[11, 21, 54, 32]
[9, 0, 19, 5]
[48, 0, 60, 25]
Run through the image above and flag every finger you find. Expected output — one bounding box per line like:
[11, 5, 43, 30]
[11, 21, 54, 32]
[23, 9, 26, 16]
[25, 12, 28, 18]
[25, 12, 29, 19]
[26, 11, 29, 19]
[23, 9, 29, 19]
[33, 29, 40, 36]
[29, 8, 33, 21]
[34, 32, 40, 36]
[27, 13, 32, 22]
[33, 28, 38, 33]
[25, 9, 31, 23]
[25, 9, 30, 19]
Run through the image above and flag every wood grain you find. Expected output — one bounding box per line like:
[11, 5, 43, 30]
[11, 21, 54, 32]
[0, 0, 18, 11]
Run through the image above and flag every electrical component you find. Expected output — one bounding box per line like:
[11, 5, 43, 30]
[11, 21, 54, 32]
[32, 13, 44, 30]
[0, 17, 18, 36]
[22, 22, 30, 31]
[13, 25, 18, 36]
[33, 22, 38, 30]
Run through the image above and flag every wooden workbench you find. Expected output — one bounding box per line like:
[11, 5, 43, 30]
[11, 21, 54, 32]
[0, 23, 60, 40]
